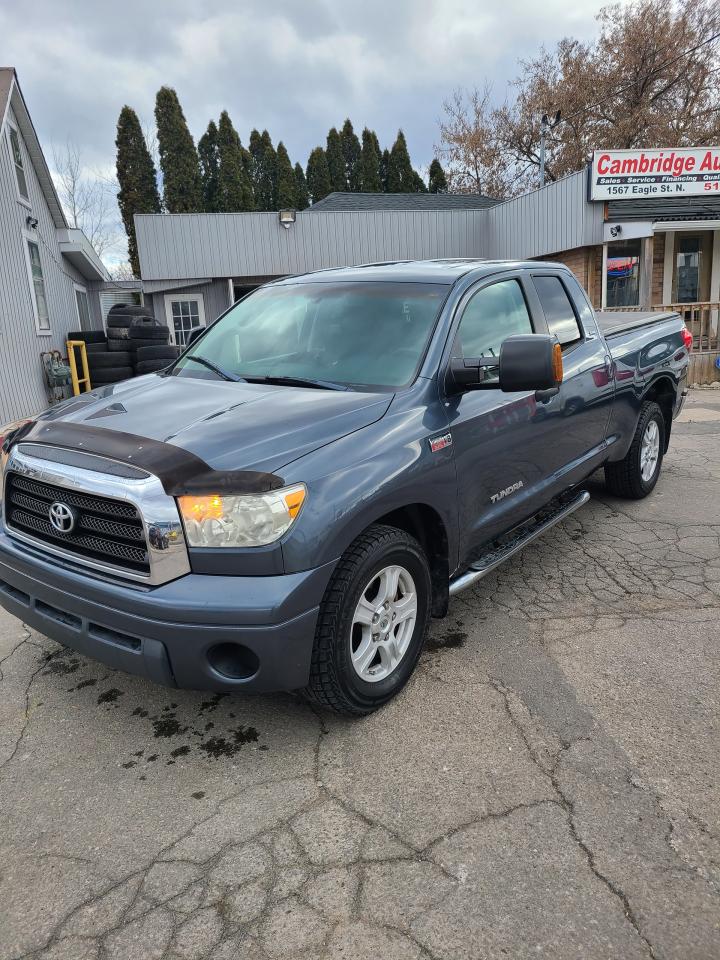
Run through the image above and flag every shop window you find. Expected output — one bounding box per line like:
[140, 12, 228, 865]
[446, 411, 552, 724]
[606, 239, 641, 308]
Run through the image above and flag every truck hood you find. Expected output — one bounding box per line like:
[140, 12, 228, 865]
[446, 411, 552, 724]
[36, 374, 393, 475]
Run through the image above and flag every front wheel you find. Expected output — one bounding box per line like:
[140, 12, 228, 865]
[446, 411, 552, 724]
[604, 401, 665, 499]
[303, 524, 431, 715]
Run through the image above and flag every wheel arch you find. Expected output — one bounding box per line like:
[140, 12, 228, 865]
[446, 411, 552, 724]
[643, 375, 676, 452]
[371, 503, 450, 619]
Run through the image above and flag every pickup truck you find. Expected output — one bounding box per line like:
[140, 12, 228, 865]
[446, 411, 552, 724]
[0, 260, 689, 714]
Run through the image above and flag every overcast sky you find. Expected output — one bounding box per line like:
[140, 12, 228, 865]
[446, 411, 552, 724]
[2, 0, 623, 171]
[1, 0, 619, 266]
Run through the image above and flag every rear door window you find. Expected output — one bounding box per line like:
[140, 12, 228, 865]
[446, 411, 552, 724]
[533, 275, 583, 349]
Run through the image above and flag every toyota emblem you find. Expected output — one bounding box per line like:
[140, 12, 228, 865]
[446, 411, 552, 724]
[49, 501, 77, 535]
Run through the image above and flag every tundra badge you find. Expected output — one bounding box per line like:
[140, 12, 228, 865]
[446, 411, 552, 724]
[491, 481, 524, 503]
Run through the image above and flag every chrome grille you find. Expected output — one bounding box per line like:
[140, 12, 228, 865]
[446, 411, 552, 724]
[4, 472, 149, 575]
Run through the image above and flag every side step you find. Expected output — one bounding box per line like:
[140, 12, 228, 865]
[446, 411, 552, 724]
[448, 490, 590, 597]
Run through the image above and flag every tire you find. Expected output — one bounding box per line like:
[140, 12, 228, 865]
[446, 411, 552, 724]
[131, 337, 168, 353]
[107, 316, 134, 331]
[108, 338, 133, 352]
[136, 359, 172, 374]
[108, 304, 152, 318]
[136, 344, 180, 362]
[85, 342, 108, 353]
[66, 330, 106, 344]
[605, 401, 665, 499]
[91, 367, 133, 385]
[108, 327, 131, 341]
[89, 351, 131, 368]
[303, 524, 431, 716]
[130, 323, 169, 341]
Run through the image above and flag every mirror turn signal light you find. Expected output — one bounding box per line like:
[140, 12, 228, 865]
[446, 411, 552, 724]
[552, 343, 563, 384]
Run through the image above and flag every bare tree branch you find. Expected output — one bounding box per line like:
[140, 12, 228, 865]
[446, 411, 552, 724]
[52, 140, 123, 261]
[435, 0, 720, 197]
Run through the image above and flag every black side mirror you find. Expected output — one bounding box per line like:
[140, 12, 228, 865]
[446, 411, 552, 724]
[187, 326, 204, 346]
[499, 335, 562, 393]
[448, 356, 499, 389]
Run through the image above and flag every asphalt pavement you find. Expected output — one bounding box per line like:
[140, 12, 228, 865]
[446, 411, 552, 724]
[1, 389, 719, 960]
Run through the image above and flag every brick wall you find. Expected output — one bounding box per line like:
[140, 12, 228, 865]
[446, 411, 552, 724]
[535, 246, 602, 308]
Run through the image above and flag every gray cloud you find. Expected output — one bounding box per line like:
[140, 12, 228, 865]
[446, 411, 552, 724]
[1, 0, 612, 176]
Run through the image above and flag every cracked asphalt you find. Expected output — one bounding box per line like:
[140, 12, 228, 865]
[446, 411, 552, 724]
[1, 389, 719, 960]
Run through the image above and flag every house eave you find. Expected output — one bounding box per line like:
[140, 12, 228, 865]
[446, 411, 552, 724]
[57, 228, 109, 281]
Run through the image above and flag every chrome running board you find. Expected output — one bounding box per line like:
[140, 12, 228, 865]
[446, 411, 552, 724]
[449, 490, 590, 596]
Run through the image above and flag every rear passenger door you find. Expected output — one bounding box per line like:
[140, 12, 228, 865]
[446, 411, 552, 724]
[529, 272, 614, 484]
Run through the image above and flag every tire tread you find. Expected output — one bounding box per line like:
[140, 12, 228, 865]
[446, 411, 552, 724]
[303, 524, 427, 716]
[605, 401, 664, 499]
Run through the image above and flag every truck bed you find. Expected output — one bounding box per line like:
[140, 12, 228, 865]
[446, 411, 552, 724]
[596, 310, 679, 338]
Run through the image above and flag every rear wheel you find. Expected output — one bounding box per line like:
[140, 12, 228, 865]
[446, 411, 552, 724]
[605, 401, 665, 499]
[304, 524, 431, 715]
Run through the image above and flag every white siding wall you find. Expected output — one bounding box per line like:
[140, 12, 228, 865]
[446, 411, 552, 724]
[484, 171, 605, 259]
[136, 210, 487, 282]
[0, 105, 86, 422]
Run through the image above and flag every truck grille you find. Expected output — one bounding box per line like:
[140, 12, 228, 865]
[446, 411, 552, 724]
[4, 473, 150, 575]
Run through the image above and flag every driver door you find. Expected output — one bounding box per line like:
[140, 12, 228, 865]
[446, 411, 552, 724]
[445, 274, 551, 559]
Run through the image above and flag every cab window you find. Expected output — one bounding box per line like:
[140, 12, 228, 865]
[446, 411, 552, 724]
[454, 279, 533, 383]
[533, 275, 583, 349]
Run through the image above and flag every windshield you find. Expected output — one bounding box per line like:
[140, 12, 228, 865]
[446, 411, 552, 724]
[172, 281, 449, 390]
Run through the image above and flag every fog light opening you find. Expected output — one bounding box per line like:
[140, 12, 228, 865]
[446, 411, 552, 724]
[207, 642, 260, 680]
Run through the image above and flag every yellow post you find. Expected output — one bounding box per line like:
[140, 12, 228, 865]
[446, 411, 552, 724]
[66, 340, 92, 395]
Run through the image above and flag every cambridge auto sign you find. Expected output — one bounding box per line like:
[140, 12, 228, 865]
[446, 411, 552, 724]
[589, 147, 720, 200]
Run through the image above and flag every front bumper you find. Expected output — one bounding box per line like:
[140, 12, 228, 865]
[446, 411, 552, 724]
[0, 529, 337, 692]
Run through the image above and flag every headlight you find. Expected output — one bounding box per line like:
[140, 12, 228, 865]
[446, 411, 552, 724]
[177, 484, 306, 548]
[0, 419, 32, 500]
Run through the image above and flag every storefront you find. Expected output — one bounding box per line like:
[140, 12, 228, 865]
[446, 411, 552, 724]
[527, 147, 720, 381]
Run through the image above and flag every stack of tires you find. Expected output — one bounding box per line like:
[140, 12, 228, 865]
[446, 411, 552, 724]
[128, 315, 180, 376]
[65, 328, 130, 388]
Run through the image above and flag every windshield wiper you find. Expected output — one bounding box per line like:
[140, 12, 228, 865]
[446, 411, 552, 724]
[243, 375, 348, 391]
[185, 355, 245, 382]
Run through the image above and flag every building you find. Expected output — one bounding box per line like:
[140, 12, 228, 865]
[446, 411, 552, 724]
[135, 163, 720, 382]
[0, 68, 138, 424]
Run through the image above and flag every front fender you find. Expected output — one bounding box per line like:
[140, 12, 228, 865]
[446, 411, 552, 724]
[279, 390, 458, 574]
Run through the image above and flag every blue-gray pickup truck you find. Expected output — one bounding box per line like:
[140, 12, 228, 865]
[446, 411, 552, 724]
[0, 260, 689, 714]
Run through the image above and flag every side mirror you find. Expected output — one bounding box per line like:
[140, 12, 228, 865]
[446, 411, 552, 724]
[187, 326, 204, 346]
[448, 356, 497, 389]
[499, 335, 563, 393]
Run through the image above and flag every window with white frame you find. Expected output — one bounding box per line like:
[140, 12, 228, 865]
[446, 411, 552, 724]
[25, 238, 50, 333]
[164, 294, 206, 346]
[74, 285, 91, 331]
[8, 124, 29, 202]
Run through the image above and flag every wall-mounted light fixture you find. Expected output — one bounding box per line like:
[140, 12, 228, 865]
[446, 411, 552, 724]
[26, 215, 38, 229]
[278, 209, 296, 230]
